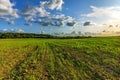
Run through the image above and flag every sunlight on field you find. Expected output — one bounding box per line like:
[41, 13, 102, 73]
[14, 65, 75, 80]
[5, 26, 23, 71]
[0, 37, 120, 80]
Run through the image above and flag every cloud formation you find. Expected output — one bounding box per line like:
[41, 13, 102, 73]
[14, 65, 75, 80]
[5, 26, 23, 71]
[16, 29, 25, 33]
[82, 6, 120, 34]
[86, 6, 120, 19]
[22, 0, 76, 27]
[0, 0, 19, 24]
[0, 28, 24, 33]
[40, 0, 64, 10]
[0, 0, 76, 27]
[83, 21, 96, 26]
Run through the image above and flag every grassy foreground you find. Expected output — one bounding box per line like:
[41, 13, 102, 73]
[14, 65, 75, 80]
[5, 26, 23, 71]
[0, 37, 120, 80]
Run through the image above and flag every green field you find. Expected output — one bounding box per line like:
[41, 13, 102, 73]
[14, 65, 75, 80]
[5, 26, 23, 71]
[0, 37, 120, 80]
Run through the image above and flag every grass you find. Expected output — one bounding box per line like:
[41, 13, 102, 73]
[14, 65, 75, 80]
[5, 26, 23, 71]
[0, 37, 120, 80]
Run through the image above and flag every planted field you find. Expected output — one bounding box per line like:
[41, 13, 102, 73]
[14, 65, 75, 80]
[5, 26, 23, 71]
[0, 37, 120, 80]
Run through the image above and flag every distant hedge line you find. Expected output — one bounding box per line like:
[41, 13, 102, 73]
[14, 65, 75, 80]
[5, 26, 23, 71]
[0, 33, 92, 39]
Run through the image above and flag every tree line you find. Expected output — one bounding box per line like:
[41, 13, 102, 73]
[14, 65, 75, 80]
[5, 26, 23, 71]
[0, 33, 92, 39]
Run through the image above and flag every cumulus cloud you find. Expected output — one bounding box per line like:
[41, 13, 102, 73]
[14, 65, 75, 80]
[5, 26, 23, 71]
[0, 0, 19, 24]
[2, 28, 8, 32]
[83, 22, 91, 26]
[85, 6, 120, 25]
[86, 6, 120, 19]
[83, 21, 96, 26]
[0, 28, 24, 33]
[16, 29, 25, 33]
[40, 0, 64, 10]
[84, 6, 120, 24]
[40, 30, 45, 34]
[67, 22, 76, 26]
[22, 0, 76, 27]
[71, 31, 78, 35]
[0, 0, 76, 27]
[82, 5, 120, 34]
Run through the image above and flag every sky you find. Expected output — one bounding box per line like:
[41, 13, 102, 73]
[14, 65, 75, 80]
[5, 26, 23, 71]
[0, 0, 120, 36]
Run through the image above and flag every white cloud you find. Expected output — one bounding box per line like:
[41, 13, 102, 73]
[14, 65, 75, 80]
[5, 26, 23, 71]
[2, 28, 8, 32]
[0, 28, 25, 33]
[0, 0, 19, 24]
[0, 16, 15, 25]
[40, 0, 64, 10]
[22, 0, 76, 27]
[86, 6, 120, 20]
[0, 0, 76, 27]
[35, 7, 50, 17]
[82, 6, 120, 34]
[16, 29, 24, 33]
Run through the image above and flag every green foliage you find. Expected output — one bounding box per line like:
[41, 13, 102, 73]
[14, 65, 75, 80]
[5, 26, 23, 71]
[0, 37, 120, 80]
[0, 33, 54, 39]
[0, 32, 93, 39]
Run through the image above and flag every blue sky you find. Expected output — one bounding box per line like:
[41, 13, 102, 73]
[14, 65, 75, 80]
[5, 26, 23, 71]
[0, 0, 120, 35]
